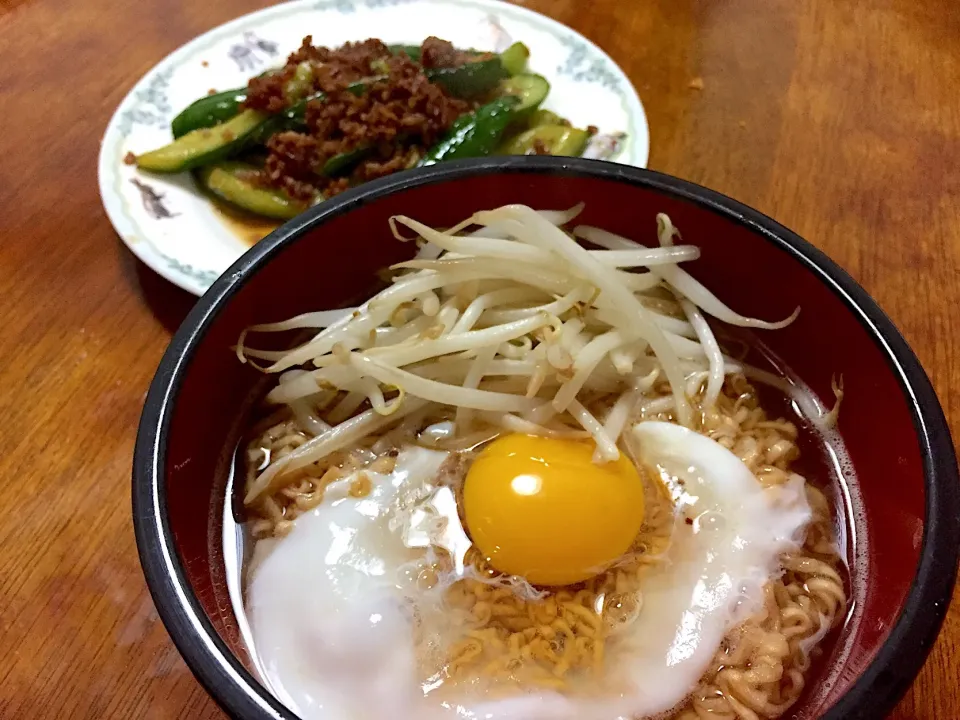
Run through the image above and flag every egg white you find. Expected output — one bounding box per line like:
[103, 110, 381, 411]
[432, 421, 812, 720]
[245, 445, 451, 720]
[603, 421, 812, 714]
[244, 423, 812, 720]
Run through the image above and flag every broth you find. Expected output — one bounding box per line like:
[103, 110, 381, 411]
[221, 356, 863, 719]
[211, 198, 280, 247]
[216, 203, 862, 720]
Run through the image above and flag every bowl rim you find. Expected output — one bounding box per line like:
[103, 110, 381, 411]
[133, 155, 960, 720]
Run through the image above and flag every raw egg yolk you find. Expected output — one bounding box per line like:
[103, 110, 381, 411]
[462, 434, 645, 586]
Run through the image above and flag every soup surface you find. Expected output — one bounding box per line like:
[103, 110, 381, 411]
[224, 204, 856, 720]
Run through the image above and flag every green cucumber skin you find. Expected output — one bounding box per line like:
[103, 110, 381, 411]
[388, 44, 421, 61]
[323, 146, 373, 176]
[171, 89, 248, 139]
[167, 52, 511, 145]
[499, 74, 550, 116]
[498, 125, 589, 157]
[499, 42, 530, 76]
[170, 69, 278, 137]
[525, 109, 566, 129]
[419, 96, 520, 165]
[197, 162, 307, 220]
[136, 110, 268, 173]
[426, 58, 507, 98]
[146, 53, 547, 180]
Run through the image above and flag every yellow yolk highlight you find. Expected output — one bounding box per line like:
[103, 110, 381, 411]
[462, 434, 645, 586]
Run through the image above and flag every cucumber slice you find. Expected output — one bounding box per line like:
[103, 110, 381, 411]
[499, 42, 530, 76]
[388, 44, 422, 61]
[419, 96, 520, 165]
[497, 74, 550, 115]
[323, 146, 373, 176]
[498, 125, 590, 157]
[283, 62, 315, 104]
[169, 69, 280, 137]
[138, 82, 372, 175]
[427, 58, 508, 98]
[525, 109, 567, 129]
[137, 110, 267, 173]
[197, 162, 309, 220]
[171, 89, 248, 139]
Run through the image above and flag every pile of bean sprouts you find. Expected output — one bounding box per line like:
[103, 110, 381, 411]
[238, 203, 799, 506]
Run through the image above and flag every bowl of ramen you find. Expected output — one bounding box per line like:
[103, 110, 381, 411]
[132, 156, 960, 720]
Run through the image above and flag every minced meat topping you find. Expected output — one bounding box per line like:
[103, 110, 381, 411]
[243, 36, 475, 200]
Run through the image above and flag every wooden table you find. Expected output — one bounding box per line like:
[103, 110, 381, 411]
[1, 0, 957, 717]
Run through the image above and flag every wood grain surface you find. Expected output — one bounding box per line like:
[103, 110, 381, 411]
[1, 0, 957, 717]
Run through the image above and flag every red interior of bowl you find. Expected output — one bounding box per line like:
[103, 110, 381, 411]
[161, 171, 925, 717]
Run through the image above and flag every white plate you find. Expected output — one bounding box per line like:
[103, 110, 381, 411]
[98, 0, 649, 296]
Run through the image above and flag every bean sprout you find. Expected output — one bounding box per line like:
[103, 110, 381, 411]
[240, 204, 798, 504]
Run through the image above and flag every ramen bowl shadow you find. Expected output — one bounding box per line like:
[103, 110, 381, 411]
[133, 156, 959, 720]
